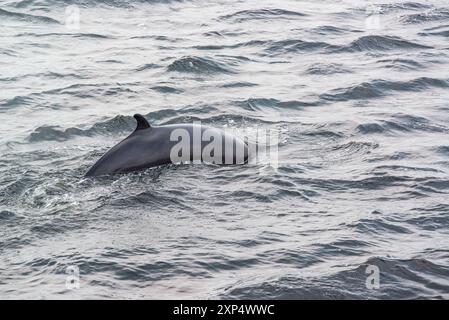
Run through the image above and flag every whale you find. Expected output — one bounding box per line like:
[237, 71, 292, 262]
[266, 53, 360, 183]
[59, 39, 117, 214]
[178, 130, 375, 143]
[85, 114, 248, 176]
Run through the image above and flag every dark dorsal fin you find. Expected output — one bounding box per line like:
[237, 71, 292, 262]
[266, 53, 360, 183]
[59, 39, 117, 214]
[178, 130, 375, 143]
[133, 114, 151, 131]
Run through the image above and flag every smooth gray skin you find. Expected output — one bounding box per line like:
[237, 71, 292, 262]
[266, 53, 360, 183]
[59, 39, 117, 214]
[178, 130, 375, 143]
[85, 114, 248, 177]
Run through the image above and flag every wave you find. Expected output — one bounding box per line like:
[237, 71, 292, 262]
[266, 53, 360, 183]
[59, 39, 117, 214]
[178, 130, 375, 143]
[345, 2, 433, 18]
[157, 113, 263, 126]
[420, 179, 449, 192]
[0, 48, 19, 57]
[0, 83, 145, 112]
[390, 113, 448, 133]
[0, 71, 87, 83]
[28, 126, 92, 142]
[221, 257, 449, 299]
[304, 63, 351, 75]
[420, 30, 449, 37]
[376, 58, 424, 71]
[16, 32, 114, 39]
[341, 35, 432, 52]
[11, 0, 182, 9]
[234, 98, 321, 112]
[221, 82, 258, 88]
[400, 7, 449, 24]
[311, 239, 372, 257]
[5, 82, 139, 104]
[331, 141, 378, 159]
[0, 8, 59, 24]
[321, 77, 449, 101]
[435, 146, 449, 155]
[355, 114, 447, 135]
[262, 35, 430, 56]
[28, 115, 137, 142]
[373, 164, 441, 174]
[194, 40, 268, 51]
[423, 24, 449, 32]
[408, 204, 449, 231]
[371, 1, 433, 16]
[26, 110, 265, 142]
[195, 34, 428, 56]
[150, 85, 183, 94]
[134, 63, 160, 72]
[167, 56, 237, 74]
[307, 25, 363, 35]
[0, 96, 34, 111]
[349, 217, 413, 235]
[220, 8, 307, 22]
[291, 173, 423, 193]
[356, 122, 409, 134]
[265, 39, 338, 55]
[300, 129, 344, 139]
[0, 210, 23, 224]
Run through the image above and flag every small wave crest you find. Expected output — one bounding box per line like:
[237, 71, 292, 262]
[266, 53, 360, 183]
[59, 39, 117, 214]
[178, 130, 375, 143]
[321, 77, 449, 101]
[265, 39, 338, 55]
[400, 7, 449, 24]
[167, 56, 237, 74]
[28, 115, 137, 142]
[342, 35, 432, 52]
[220, 8, 307, 22]
[304, 63, 351, 75]
[0, 8, 59, 24]
[221, 257, 449, 299]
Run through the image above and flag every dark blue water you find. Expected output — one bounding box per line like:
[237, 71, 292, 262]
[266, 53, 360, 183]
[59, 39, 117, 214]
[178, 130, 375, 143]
[1, 0, 449, 299]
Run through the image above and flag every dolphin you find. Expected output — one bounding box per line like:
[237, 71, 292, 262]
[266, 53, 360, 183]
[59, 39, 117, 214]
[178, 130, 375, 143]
[85, 114, 248, 176]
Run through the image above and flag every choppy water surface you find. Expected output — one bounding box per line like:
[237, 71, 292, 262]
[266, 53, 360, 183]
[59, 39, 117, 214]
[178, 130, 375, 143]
[1, 0, 449, 299]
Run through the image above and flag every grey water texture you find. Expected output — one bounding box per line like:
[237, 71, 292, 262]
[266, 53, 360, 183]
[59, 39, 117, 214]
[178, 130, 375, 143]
[1, 0, 449, 299]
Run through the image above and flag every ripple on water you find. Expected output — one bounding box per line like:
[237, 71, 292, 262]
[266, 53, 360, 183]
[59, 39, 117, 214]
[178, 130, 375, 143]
[341, 35, 432, 52]
[221, 257, 449, 299]
[0, 8, 59, 24]
[400, 7, 449, 24]
[1, 0, 449, 300]
[167, 56, 238, 74]
[320, 77, 449, 101]
[219, 8, 307, 22]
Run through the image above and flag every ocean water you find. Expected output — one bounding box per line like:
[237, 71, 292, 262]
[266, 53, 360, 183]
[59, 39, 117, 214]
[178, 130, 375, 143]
[1, 0, 449, 299]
